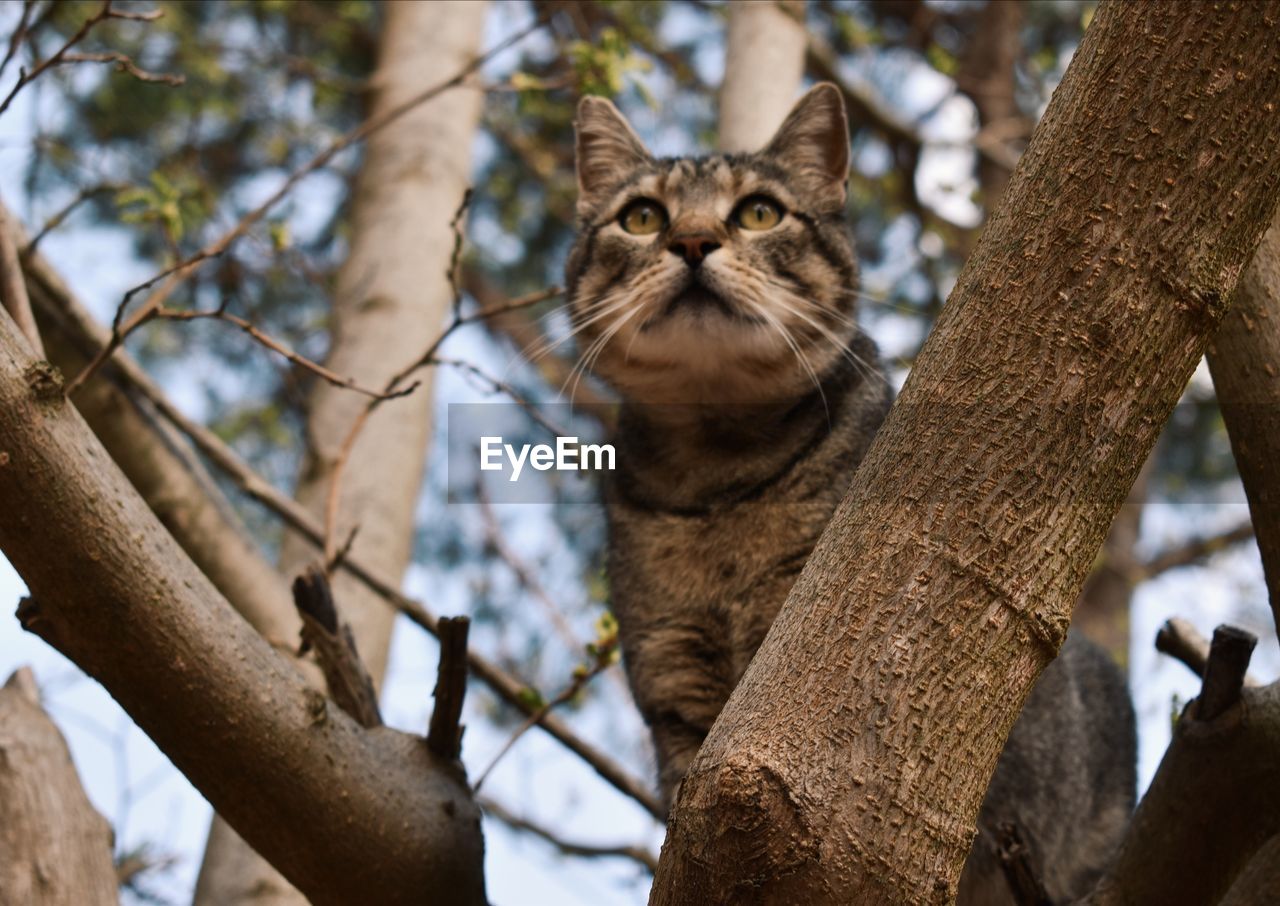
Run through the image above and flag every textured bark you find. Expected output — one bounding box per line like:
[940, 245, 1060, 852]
[1208, 211, 1280, 630]
[651, 2, 1280, 903]
[0, 668, 117, 906]
[1084, 674, 1280, 905]
[1072, 459, 1151, 661]
[11, 215, 302, 650]
[0, 313, 486, 905]
[194, 3, 490, 901]
[717, 0, 807, 152]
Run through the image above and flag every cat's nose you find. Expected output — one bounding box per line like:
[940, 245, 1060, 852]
[667, 233, 721, 267]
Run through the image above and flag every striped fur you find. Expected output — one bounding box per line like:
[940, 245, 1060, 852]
[568, 85, 1134, 905]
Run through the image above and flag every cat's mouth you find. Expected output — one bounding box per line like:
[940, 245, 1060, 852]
[645, 277, 765, 331]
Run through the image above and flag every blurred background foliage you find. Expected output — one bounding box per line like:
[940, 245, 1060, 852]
[3, 1, 1269, 901]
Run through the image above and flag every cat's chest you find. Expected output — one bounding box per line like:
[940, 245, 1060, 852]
[608, 500, 832, 611]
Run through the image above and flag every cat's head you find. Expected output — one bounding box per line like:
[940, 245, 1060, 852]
[565, 83, 861, 406]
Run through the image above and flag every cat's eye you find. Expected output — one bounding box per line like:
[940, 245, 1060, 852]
[619, 199, 668, 235]
[734, 196, 783, 231]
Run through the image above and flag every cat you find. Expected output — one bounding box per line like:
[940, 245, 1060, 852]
[565, 83, 1136, 904]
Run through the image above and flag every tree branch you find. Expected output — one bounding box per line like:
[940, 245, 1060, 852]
[293, 566, 382, 729]
[0, 202, 41, 356]
[0, 308, 487, 905]
[19, 230, 663, 820]
[427, 616, 470, 761]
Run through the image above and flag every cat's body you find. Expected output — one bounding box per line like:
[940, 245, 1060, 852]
[567, 84, 1136, 903]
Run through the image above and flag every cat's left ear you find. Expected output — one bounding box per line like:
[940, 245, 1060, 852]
[762, 83, 850, 207]
[575, 96, 652, 211]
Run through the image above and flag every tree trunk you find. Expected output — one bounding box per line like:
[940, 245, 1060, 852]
[0, 310, 487, 906]
[717, 0, 807, 152]
[0, 668, 118, 906]
[1208, 210, 1280, 630]
[651, 2, 1280, 903]
[194, 3, 490, 901]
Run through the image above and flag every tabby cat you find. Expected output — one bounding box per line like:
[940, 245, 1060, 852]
[565, 83, 1136, 904]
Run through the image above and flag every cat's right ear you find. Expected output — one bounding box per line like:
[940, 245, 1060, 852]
[574, 96, 651, 211]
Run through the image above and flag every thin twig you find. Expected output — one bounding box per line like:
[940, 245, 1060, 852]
[57, 50, 183, 85]
[473, 620, 619, 793]
[0, 203, 42, 355]
[20, 182, 123, 257]
[479, 796, 659, 873]
[433, 355, 570, 439]
[156, 307, 418, 401]
[0, 0, 36, 85]
[426, 616, 470, 760]
[477, 483, 585, 655]
[64, 12, 550, 396]
[0, 1, 168, 118]
[292, 566, 382, 729]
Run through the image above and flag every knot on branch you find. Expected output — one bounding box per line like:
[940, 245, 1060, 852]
[23, 361, 62, 401]
[675, 756, 817, 890]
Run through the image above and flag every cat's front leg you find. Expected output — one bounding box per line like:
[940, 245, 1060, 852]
[619, 617, 737, 811]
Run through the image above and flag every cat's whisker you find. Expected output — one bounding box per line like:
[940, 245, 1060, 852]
[773, 291, 891, 391]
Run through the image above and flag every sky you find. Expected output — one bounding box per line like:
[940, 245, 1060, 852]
[0, 3, 1277, 905]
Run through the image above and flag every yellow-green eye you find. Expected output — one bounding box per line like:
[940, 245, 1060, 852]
[734, 196, 783, 231]
[620, 199, 667, 235]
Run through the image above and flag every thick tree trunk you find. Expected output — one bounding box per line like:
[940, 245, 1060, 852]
[0, 668, 118, 906]
[1208, 210, 1280, 630]
[717, 0, 807, 152]
[194, 3, 490, 901]
[0, 311, 486, 906]
[651, 3, 1280, 903]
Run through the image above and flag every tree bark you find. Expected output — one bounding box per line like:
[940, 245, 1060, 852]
[1083, 633, 1280, 905]
[0, 668, 118, 906]
[0, 311, 486, 906]
[1207, 210, 1280, 630]
[194, 3, 490, 901]
[11, 217, 302, 650]
[651, 2, 1280, 903]
[717, 0, 807, 152]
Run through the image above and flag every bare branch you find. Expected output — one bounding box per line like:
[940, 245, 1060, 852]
[426, 616, 470, 761]
[0, 0, 36, 85]
[156, 306, 418, 401]
[0, 1, 171, 118]
[0, 203, 41, 355]
[20, 182, 122, 257]
[63, 12, 550, 396]
[23, 247, 663, 819]
[479, 795, 659, 873]
[292, 566, 382, 729]
[1196, 625, 1258, 722]
[473, 620, 619, 793]
[1139, 521, 1256, 579]
[57, 50, 183, 85]
[1156, 618, 1262, 689]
